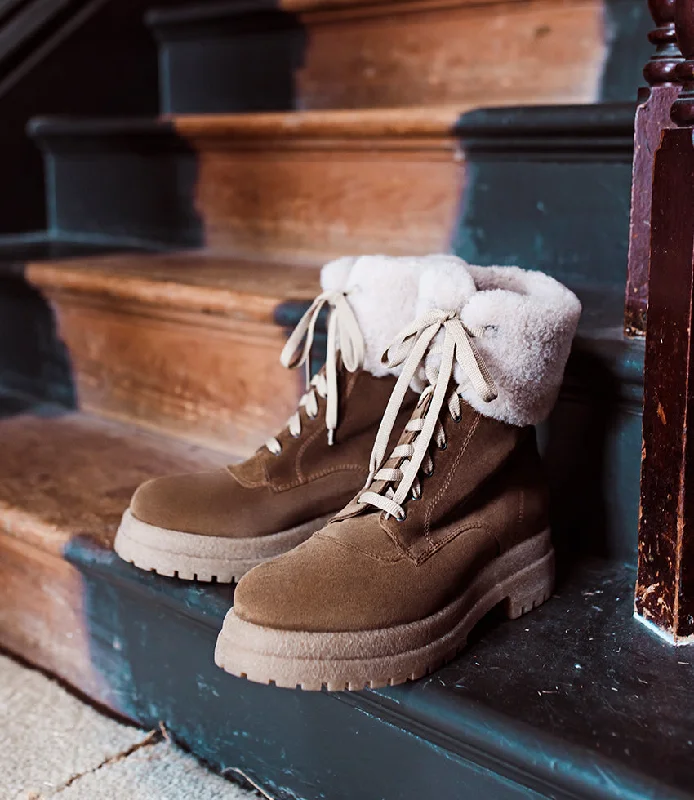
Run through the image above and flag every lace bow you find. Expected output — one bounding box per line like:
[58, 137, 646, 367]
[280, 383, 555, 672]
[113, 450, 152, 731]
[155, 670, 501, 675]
[358, 309, 497, 519]
[266, 290, 364, 453]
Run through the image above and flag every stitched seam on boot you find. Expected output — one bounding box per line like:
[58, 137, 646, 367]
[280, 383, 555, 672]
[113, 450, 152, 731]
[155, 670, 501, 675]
[313, 532, 403, 563]
[423, 413, 481, 543]
[295, 424, 324, 484]
[227, 462, 270, 489]
[272, 464, 367, 492]
[292, 369, 361, 484]
[412, 523, 487, 566]
[517, 489, 524, 548]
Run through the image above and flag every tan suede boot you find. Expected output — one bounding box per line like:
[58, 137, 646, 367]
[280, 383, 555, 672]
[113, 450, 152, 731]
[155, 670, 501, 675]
[113, 254, 454, 582]
[215, 261, 581, 689]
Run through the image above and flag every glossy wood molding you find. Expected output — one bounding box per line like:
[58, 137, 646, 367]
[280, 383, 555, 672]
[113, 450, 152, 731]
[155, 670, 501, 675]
[172, 109, 465, 262]
[625, 0, 682, 336]
[28, 254, 321, 456]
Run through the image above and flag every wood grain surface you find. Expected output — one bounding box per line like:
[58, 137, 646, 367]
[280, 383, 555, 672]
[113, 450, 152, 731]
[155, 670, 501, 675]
[0, 412, 227, 703]
[173, 109, 465, 261]
[29, 254, 321, 454]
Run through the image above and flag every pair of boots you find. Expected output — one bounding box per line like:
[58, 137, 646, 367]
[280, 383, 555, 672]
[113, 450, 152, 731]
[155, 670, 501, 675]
[114, 255, 580, 691]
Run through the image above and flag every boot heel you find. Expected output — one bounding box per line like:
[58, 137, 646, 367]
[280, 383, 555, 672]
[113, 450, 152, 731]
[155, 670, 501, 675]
[503, 549, 555, 620]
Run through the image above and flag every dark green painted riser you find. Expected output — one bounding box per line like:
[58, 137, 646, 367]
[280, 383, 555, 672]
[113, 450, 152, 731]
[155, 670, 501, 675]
[64, 543, 693, 800]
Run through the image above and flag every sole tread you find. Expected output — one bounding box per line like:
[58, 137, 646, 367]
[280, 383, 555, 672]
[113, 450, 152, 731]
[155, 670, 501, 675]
[215, 537, 555, 692]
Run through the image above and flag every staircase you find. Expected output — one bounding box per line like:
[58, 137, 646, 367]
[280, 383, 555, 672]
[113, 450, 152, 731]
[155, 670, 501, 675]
[2, 1, 693, 798]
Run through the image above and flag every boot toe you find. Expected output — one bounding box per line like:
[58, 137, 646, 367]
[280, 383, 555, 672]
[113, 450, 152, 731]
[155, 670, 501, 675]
[130, 469, 238, 536]
[233, 532, 410, 632]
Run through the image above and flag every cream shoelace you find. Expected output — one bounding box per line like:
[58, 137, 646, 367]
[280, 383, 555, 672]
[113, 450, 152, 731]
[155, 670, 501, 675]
[358, 309, 497, 520]
[265, 290, 364, 454]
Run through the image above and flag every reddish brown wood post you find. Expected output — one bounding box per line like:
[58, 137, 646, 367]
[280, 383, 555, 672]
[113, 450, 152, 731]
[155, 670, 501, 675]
[635, 0, 694, 643]
[625, 0, 682, 336]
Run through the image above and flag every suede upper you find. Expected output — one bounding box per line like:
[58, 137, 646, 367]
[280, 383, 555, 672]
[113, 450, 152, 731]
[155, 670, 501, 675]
[233, 400, 550, 632]
[131, 368, 418, 538]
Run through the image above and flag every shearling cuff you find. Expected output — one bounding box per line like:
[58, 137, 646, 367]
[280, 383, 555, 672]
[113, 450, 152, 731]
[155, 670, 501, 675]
[323, 254, 466, 378]
[418, 261, 581, 427]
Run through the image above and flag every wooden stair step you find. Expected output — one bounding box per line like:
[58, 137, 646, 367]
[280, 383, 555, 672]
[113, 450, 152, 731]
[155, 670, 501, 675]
[29, 108, 465, 259]
[53, 537, 694, 799]
[0, 232, 142, 406]
[0, 409, 227, 703]
[1, 403, 688, 799]
[146, 0, 644, 114]
[28, 251, 321, 456]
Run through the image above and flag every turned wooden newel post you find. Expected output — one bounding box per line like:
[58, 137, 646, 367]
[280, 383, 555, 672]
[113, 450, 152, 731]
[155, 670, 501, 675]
[635, 0, 694, 643]
[625, 0, 682, 336]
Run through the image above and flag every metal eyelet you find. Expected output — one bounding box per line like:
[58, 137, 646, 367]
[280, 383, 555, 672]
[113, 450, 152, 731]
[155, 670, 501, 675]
[437, 440, 447, 451]
[422, 465, 434, 478]
[451, 413, 461, 423]
[396, 509, 407, 522]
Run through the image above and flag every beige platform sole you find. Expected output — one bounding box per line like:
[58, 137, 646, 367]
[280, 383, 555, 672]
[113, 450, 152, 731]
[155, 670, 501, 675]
[113, 509, 333, 583]
[215, 530, 554, 690]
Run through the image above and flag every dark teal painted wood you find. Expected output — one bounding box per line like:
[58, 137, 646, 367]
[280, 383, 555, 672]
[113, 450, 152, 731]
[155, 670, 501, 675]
[453, 104, 642, 563]
[64, 542, 694, 800]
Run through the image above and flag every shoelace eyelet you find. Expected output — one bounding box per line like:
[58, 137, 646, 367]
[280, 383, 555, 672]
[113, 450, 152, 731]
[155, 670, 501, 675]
[396, 509, 407, 522]
[437, 440, 447, 451]
[422, 466, 434, 478]
[451, 413, 461, 423]
[307, 411, 318, 420]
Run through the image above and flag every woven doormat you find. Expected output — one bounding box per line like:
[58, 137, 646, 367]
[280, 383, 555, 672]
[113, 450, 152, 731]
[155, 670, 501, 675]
[0, 653, 256, 799]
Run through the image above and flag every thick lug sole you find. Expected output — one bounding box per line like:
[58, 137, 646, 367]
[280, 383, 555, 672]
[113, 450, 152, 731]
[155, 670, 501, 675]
[215, 530, 554, 690]
[113, 508, 334, 584]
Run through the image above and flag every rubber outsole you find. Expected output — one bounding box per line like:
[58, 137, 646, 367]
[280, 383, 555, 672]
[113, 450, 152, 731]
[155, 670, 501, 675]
[214, 530, 555, 690]
[113, 509, 334, 584]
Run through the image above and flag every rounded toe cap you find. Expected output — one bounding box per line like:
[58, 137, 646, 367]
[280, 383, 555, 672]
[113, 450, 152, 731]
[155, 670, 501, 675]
[233, 533, 396, 632]
[130, 469, 238, 536]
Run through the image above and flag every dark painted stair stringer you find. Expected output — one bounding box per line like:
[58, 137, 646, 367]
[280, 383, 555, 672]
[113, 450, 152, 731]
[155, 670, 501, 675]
[0, 0, 167, 235]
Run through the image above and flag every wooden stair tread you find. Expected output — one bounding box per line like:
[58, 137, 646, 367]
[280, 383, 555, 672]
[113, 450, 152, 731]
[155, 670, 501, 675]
[145, 0, 614, 114]
[29, 109, 466, 261]
[0, 411, 228, 557]
[31, 106, 465, 150]
[28, 252, 321, 323]
[172, 106, 464, 142]
[149, 0, 567, 21]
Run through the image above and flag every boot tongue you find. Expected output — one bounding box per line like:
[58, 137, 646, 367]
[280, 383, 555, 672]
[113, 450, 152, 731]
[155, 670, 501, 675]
[353, 308, 497, 522]
[270, 289, 364, 450]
